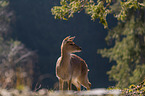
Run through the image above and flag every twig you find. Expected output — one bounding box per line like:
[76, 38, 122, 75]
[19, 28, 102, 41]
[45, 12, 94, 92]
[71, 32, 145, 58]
[78, 0, 88, 13]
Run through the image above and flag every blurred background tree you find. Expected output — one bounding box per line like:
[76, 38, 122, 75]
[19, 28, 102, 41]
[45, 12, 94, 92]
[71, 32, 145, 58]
[98, 1, 145, 88]
[0, 40, 37, 89]
[0, 0, 38, 89]
[0, 0, 11, 38]
[52, 0, 145, 88]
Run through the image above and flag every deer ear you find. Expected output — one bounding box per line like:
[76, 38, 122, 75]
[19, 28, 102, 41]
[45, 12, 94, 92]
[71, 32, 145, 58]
[62, 36, 70, 44]
[69, 36, 75, 41]
[64, 36, 70, 41]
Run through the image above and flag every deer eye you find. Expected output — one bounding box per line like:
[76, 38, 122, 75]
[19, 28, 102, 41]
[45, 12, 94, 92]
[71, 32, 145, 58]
[70, 44, 74, 45]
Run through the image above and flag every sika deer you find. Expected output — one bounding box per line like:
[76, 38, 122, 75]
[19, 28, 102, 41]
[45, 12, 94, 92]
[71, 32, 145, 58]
[56, 36, 91, 91]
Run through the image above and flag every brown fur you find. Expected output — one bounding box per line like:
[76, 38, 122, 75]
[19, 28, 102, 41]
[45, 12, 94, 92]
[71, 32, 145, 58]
[56, 36, 91, 91]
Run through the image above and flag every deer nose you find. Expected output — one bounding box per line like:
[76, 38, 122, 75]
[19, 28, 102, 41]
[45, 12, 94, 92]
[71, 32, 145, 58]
[79, 47, 82, 50]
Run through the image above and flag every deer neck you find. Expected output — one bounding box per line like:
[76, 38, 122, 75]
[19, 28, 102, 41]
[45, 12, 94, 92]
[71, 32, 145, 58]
[60, 49, 71, 67]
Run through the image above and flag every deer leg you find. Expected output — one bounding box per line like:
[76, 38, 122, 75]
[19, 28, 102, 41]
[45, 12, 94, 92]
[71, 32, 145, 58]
[87, 81, 91, 90]
[67, 79, 72, 90]
[72, 81, 81, 91]
[59, 79, 64, 90]
[78, 77, 91, 90]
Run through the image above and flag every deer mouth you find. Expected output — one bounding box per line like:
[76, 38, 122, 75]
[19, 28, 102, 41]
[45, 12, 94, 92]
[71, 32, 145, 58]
[74, 48, 82, 52]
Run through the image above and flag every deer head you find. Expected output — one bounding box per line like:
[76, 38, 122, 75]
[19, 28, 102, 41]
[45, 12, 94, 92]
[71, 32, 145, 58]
[61, 36, 82, 53]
